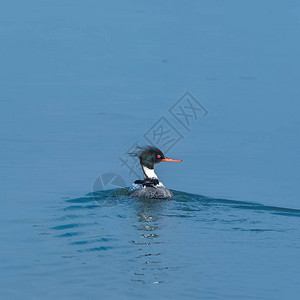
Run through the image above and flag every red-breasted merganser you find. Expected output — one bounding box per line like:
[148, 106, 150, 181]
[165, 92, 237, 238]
[129, 146, 182, 198]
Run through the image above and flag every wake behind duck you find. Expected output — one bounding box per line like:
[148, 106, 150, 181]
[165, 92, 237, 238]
[129, 146, 182, 199]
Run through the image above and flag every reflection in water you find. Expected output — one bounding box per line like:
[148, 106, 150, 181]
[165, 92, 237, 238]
[131, 198, 168, 284]
[50, 188, 189, 284]
[49, 188, 300, 288]
[50, 189, 176, 284]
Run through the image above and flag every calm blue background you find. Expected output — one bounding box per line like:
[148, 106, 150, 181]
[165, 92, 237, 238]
[1, 1, 300, 299]
[1, 0, 299, 208]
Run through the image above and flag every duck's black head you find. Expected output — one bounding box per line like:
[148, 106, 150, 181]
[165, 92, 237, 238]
[138, 146, 165, 169]
[130, 146, 182, 169]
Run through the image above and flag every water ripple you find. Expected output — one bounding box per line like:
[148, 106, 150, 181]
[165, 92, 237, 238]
[47, 187, 300, 287]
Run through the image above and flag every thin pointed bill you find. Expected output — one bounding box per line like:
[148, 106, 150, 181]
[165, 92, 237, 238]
[162, 157, 182, 162]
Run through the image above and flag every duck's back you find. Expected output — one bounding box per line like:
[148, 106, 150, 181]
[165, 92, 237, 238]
[131, 186, 173, 199]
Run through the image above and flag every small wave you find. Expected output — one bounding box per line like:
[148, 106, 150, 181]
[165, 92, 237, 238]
[46, 187, 300, 286]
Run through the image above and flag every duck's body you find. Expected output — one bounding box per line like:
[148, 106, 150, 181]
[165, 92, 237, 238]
[129, 146, 182, 199]
[130, 178, 173, 198]
[131, 186, 173, 198]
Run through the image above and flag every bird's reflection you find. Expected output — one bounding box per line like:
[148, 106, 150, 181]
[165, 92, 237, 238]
[51, 189, 173, 284]
[131, 197, 170, 284]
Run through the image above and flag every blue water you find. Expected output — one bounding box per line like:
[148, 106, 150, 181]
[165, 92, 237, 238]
[2, 189, 300, 299]
[1, 0, 300, 299]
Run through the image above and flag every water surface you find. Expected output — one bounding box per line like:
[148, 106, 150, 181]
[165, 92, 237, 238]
[2, 189, 299, 299]
[1, 1, 300, 299]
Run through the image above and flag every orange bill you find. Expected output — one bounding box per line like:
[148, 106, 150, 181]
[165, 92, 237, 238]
[162, 157, 182, 162]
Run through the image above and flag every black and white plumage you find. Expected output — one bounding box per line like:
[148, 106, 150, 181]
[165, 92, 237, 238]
[129, 146, 182, 199]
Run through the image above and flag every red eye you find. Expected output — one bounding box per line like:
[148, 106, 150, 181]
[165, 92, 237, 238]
[157, 155, 161, 158]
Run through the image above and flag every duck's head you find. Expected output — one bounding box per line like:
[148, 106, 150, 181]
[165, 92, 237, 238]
[131, 146, 182, 179]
